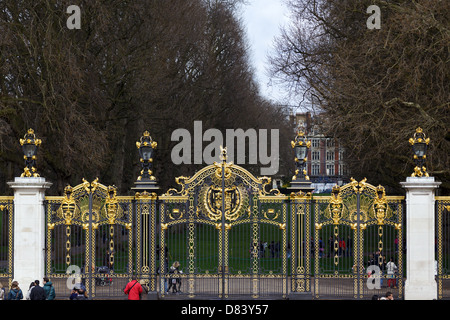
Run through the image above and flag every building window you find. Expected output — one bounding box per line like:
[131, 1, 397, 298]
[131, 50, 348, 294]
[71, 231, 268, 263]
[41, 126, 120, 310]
[326, 164, 335, 176]
[311, 151, 320, 161]
[326, 139, 334, 148]
[339, 164, 346, 176]
[326, 151, 334, 161]
[312, 164, 320, 176]
[311, 139, 319, 148]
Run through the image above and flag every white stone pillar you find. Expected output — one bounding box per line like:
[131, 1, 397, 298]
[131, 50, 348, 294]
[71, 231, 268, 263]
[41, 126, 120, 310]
[401, 176, 441, 300]
[8, 177, 52, 296]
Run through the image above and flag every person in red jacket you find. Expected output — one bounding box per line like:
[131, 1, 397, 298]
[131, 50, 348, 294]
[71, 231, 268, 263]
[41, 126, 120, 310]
[124, 276, 142, 300]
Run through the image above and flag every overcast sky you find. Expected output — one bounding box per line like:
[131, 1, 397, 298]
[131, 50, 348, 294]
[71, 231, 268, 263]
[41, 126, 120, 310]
[240, 0, 293, 107]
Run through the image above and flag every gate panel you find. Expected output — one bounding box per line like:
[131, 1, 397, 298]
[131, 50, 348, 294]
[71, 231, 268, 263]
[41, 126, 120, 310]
[159, 194, 191, 297]
[313, 179, 404, 299]
[0, 197, 13, 289]
[45, 179, 134, 299]
[159, 152, 288, 299]
[135, 191, 158, 292]
[313, 195, 355, 299]
[291, 194, 312, 296]
[257, 198, 288, 298]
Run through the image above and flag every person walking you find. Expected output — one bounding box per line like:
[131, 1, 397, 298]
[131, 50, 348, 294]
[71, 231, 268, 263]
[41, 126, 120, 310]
[26, 282, 35, 300]
[7, 281, 23, 300]
[386, 258, 398, 289]
[43, 277, 56, 300]
[346, 235, 352, 257]
[124, 276, 142, 300]
[139, 280, 149, 300]
[328, 236, 334, 257]
[168, 261, 182, 294]
[30, 280, 46, 300]
[0, 282, 4, 300]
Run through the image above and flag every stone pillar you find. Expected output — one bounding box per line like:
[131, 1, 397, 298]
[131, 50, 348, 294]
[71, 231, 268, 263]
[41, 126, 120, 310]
[401, 176, 441, 300]
[8, 177, 52, 295]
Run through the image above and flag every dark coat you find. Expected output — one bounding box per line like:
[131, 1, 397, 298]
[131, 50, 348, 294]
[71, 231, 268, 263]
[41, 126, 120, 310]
[30, 285, 46, 300]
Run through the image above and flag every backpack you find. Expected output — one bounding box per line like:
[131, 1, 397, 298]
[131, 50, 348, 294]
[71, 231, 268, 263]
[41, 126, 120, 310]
[8, 289, 22, 300]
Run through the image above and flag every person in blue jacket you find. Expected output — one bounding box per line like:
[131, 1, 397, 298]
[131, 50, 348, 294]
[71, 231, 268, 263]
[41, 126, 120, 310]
[7, 281, 23, 300]
[43, 277, 56, 300]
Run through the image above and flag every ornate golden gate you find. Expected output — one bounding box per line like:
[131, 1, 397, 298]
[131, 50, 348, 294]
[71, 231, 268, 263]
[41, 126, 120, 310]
[45, 179, 136, 298]
[159, 149, 288, 299]
[312, 178, 405, 299]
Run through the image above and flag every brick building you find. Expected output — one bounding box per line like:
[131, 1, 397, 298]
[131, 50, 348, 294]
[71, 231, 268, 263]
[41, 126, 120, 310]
[291, 112, 349, 193]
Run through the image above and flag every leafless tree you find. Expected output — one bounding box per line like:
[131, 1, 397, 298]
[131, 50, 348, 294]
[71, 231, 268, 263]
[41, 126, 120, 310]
[270, 0, 450, 193]
[0, 0, 294, 194]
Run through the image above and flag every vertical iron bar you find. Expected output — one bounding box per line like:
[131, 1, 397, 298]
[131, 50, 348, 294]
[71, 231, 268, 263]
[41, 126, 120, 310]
[356, 190, 361, 299]
[221, 161, 226, 299]
[87, 190, 93, 299]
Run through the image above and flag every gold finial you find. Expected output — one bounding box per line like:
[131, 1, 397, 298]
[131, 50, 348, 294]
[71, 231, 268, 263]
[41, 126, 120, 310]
[220, 145, 227, 162]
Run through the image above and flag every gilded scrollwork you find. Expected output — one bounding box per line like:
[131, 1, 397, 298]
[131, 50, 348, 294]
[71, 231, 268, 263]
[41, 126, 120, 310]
[102, 185, 124, 225]
[56, 185, 79, 225]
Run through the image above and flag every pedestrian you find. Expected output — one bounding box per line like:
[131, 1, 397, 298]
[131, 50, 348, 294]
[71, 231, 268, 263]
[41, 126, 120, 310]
[339, 238, 346, 257]
[43, 277, 56, 300]
[386, 258, 398, 289]
[7, 281, 23, 300]
[275, 241, 280, 258]
[168, 261, 182, 294]
[346, 235, 352, 257]
[139, 280, 149, 300]
[380, 291, 394, 300]
[163, 257, 169, 294]
[69, 287, 78, 300]
[124, 276, 142, 300]
[75, 288, 88, 300]
[328, 236, 333, 257]
[30, 280, 46, 300]
[26, 281, 35, 300]
[0, 282, 5, 300]
[318, 238, 323, 258]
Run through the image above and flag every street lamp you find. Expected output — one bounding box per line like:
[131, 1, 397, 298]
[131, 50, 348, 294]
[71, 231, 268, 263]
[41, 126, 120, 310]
[132, 130, 159, 192]
[409, 127, 430, 177]
[288, 127, 314, 193]
[19, 128, 41, 177]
